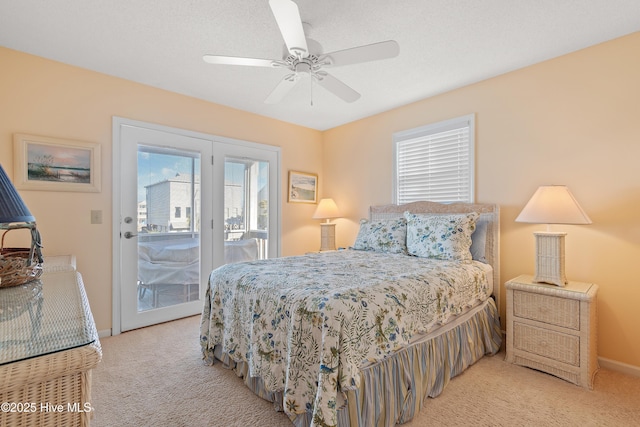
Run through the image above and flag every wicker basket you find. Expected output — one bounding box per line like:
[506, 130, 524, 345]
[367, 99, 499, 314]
[0, 226, 43, 288]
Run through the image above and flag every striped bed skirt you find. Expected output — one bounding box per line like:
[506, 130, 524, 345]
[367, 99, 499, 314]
[213, 298, 502, 427]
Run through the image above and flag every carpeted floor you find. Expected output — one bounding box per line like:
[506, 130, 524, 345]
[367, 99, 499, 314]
[91, 315, 640, 427]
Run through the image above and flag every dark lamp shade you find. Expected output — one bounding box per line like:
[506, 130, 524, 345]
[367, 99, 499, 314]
[0, 163, 35, 224]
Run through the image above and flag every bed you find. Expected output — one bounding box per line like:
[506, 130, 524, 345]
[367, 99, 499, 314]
[200, 201, 501, 427]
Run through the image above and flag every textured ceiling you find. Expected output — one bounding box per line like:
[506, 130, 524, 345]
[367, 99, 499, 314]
[1, 0, 639, 130]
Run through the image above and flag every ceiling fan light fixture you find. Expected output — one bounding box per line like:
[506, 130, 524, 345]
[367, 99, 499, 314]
[295, 62, 311, 74]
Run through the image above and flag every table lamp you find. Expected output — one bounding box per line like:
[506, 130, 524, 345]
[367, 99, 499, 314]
[515, 185, 591, 286]
[0, 163, 43, 287]
[312, 198, 341, 251]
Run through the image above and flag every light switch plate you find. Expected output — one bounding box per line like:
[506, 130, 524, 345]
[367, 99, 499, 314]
[90, 210, 102, 224]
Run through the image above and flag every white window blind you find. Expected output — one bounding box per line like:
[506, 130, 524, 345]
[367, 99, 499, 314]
[393, 114, 474, 204]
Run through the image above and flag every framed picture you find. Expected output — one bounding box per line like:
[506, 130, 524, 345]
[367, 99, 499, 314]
[13, 133, 101, 192]
[288, 170, 317, 203]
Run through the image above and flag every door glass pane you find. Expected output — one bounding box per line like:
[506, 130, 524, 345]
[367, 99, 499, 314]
[137, 145, 201, 312]
[224, 157, 269, 263]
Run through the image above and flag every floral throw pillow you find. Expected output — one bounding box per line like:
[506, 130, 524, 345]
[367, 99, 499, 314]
[352, 218, 407, 254]
[404, 211, 479, 262]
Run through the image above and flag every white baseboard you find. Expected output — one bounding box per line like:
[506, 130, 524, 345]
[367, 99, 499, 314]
[98, 329, 112, 339]
[598, 356, 640, 378]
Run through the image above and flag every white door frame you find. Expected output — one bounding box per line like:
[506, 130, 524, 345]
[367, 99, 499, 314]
[112, 117, 281, 335]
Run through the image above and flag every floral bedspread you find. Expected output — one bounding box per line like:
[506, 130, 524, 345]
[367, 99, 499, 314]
[200, 249, 492, 427]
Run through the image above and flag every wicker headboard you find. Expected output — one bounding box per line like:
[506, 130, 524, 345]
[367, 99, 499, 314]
[370, 201, 500, 312]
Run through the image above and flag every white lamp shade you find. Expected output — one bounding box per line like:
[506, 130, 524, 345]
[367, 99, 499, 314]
[312, 198, 341, 220]
[515, 185, 592, 225]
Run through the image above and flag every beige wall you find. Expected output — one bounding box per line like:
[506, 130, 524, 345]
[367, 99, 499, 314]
[2, 31, 639, 369]
[0, 47, 324, 333]
[323, 32, 640, 368]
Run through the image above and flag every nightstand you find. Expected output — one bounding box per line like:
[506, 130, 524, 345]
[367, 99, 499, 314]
[505, 274, 598, 389]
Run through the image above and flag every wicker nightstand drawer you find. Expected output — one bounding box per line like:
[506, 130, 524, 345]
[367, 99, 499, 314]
[513, 322, 580, 366]
[505, 275, 598, 389]
[512, 290, 580, 330]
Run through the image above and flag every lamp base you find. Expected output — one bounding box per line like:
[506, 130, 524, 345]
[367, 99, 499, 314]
[319, 223, 336, 252]
[533, 231, 567, 286]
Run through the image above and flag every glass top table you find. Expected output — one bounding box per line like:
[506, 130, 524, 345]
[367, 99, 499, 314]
[0, 270, 98, 365]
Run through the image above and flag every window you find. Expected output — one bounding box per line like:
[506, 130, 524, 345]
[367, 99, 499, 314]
[224, 157, 270, 257]
[393, 114, 474, 204]
[224, 158, 269, 234]
[139, 146, 200, 233]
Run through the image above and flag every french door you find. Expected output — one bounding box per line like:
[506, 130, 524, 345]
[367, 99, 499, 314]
[113, 118, 280, 334]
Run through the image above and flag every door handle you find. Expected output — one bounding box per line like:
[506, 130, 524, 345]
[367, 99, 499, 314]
[124, 231, 137, 239]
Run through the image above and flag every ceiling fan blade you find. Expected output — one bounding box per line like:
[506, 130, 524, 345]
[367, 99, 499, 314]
[264, 74, 300, 104]
[323, 40, 399, 67]
[316, 73, 360, 103]
[203, 55, 279, 68]
[269, 0, 308, 57]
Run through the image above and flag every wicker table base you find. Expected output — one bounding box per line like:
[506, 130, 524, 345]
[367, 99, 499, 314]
[0, 342, 101, 427]
[0, 269, 102, 426]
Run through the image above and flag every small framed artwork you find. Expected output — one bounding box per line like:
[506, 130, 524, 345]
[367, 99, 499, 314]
[288, 170, 317, 203]
[13, 133, 101, 192]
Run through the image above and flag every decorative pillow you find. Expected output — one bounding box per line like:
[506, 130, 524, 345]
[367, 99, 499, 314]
[352, 218, 407, 254]
[404, 211, 479, 262]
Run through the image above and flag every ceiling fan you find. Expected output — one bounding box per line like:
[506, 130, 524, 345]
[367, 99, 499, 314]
[203, 0, 399, 104]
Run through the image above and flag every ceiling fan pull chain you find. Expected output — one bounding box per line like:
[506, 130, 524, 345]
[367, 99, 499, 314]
[310, 77, 313, 106]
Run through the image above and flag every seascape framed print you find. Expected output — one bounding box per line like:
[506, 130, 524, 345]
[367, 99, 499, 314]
[13, 133, 101, 192]
[288, 170, 317, 203]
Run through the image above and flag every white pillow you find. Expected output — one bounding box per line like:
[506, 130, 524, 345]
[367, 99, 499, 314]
[404, 211, 479, 262]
